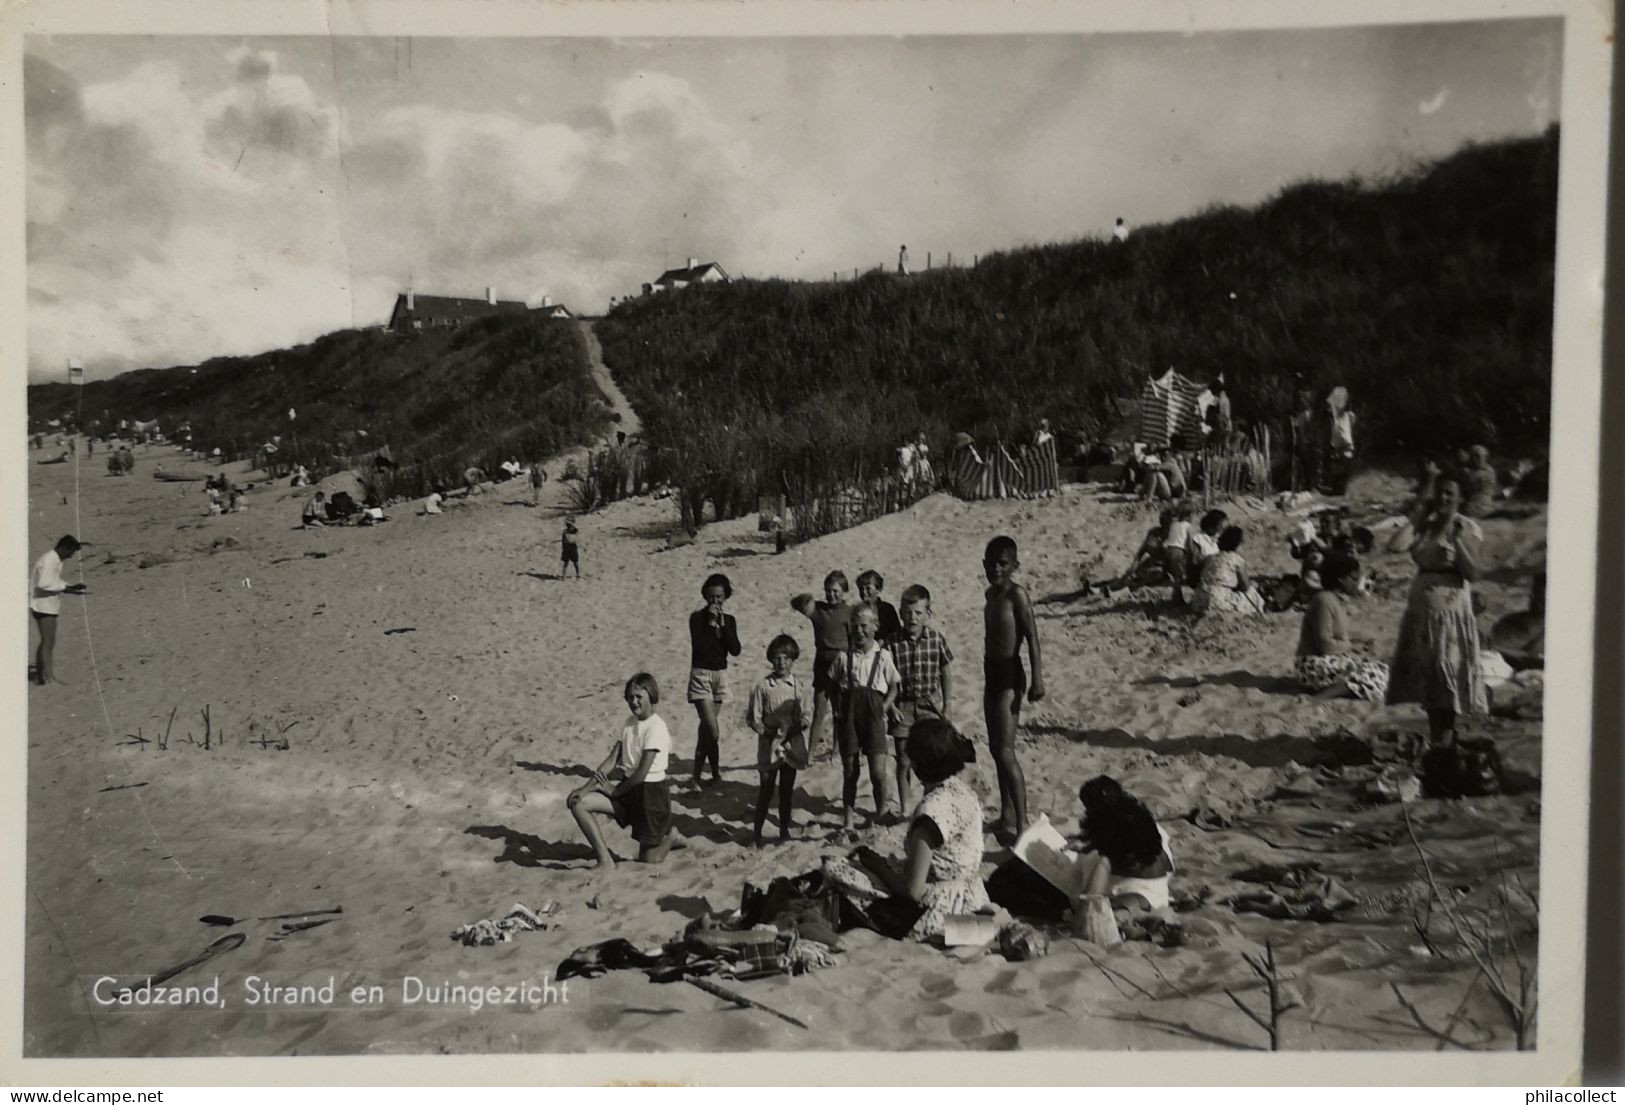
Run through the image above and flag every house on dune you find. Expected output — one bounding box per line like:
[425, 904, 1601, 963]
[387, 287, 572, 331]
[641, 259, 730, 296]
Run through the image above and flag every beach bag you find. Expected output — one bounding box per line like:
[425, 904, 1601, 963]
[1420, 736, 1505, 799]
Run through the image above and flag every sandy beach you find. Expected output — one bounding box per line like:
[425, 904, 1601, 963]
[24, 446, 1545, 1057]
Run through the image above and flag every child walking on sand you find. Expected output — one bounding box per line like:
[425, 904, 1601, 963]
[566, 673, 674, 870]
[831, 606, 900, 830]
[984, 535, 1045, 842]
[885, 584, 954, 817]
[745, 634, 809, 846]
[791, 571, 857, 761]
[561, 517, 581, 578]
[687, 573, 742, 786]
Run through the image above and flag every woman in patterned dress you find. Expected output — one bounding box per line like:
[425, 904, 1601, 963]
[829, 718, 991, 941]
[1384, 473, 1488, 744]
[1295, 552, 1390, 702]
[1191, 525, 1266, 615]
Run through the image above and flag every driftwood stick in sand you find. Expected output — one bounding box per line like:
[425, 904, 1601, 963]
[258, 906, 343, 921]
[684, 975, 808, 1029]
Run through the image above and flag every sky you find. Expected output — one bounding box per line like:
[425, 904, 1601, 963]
[22, 21, 1561, 381]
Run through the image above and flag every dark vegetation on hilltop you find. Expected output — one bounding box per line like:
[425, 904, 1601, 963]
[596, 128, 1557, 513]
[28, 316, 610, 498]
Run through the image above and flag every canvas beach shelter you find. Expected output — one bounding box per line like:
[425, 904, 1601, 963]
[1137, 369, 1209, 449]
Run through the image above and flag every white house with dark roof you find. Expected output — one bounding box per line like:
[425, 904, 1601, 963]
[387, 287, 572, 331]
[642, 258, 730, 295]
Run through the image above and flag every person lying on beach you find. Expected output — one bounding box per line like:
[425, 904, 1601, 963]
[831, 606, 900, 830]
[566, 672, 675, 870]
[827, 719, 991, 942]
[422, 487, 445, 515]
[791, 572, 857, 761]
[856, 569, 903, 640]
[1294, 552, 1390, 701]
[1190, 525, 1266, 616]
[1073, 775, 1174, 912]
[746, 635, 809, 847]
[984, 535, 1043, 841]
[301, 492, 328, 528]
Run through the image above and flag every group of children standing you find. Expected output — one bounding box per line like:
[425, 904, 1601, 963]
[566, 536, 1047, 870]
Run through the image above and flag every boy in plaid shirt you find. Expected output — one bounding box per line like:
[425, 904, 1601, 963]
[884, 584, 955, 815]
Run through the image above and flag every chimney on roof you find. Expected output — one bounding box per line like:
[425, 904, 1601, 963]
[541, 294, 552, 308]
[486, 286, 497, 305]
[687, 257, 699, 271]
[406, 290, 414, 311]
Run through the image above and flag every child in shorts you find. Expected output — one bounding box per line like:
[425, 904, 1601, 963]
[561, 517, 581, 578]
[567, 673, 674, 870]
[1164, 501, 1193, 604]
[791, 571, 857, 761]
[745, 634, 809, 847]
[687, 573, 741, 786]
[884, 584, 954, 816]
[984, 535, 1045, 842]
[831, 606, 900, 830]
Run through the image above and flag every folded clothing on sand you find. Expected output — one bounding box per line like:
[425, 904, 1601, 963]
[451, 901, 561, 947]
[1226, 862, 1357, 923]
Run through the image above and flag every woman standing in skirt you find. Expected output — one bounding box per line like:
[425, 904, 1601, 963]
[1384, 471, 1487, 744]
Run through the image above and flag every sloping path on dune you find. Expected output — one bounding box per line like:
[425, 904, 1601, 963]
[578, 320, 641, 438]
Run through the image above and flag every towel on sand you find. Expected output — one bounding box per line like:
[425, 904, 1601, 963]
[451, 901, 561, 947]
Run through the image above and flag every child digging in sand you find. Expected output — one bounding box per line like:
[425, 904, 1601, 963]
[984, 535, 1045, 841]
[831, 606, 900, 831]
[885, 584, 954, 817]
[791, 571, 858, 760]
[687, 573, 742, 786]
[745, 634, 809, 846]
[566, 673, 674, 870]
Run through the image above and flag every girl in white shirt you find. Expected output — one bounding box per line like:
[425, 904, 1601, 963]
[567, 673, 674, 870]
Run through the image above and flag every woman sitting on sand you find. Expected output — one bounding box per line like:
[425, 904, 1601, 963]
[1294, 552, 1390, 702]
[1073, 775, 1174, 911]
[1384, 473, 1488, 745]
[1191, 525, 1265, 615]
[826, 719, 991, 941]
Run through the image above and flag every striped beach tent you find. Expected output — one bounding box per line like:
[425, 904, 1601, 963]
[950, 435, 1060, 500]
[1138, 369, 1209, 449]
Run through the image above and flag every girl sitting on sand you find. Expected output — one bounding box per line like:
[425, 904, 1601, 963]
[1187, 508, 1227, 585]
[1074, 775, 1174, 911]
[1191, 525, 1266, 616]
[1088, 509, 1171, 598]
[566, 673, 674, 871]
[1295, 552, 1390, 702]
[826, 718, 992, 941]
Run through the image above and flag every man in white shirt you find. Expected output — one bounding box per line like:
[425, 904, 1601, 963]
[31, 535, 85, 686]
[1113, 217, 1130, 243]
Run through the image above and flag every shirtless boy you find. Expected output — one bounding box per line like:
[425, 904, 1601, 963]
[983, 535, 1044, 842]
